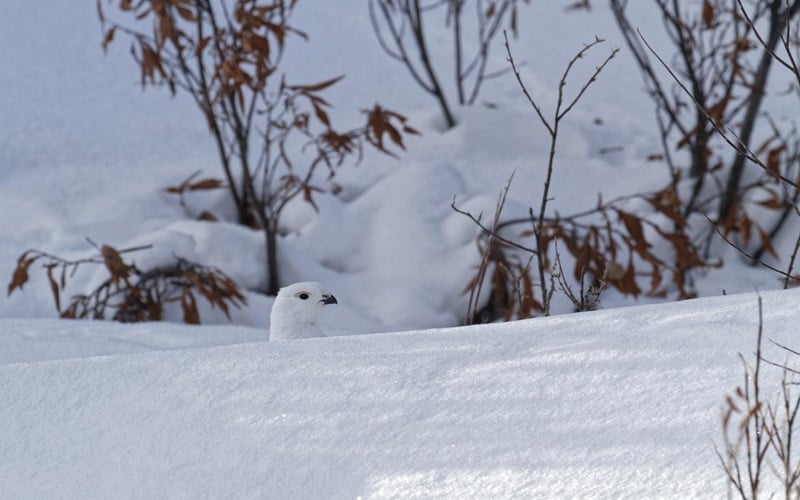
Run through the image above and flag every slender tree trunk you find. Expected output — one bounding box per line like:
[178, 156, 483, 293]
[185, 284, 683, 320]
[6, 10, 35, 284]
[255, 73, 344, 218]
[453, 0, 464, 105]
[410, 0, 457, 128]
[717, 2, 792, 224]
[266, 222, 280, 295]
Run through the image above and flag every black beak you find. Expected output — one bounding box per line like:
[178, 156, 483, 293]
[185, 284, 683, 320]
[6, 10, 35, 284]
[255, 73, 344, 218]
[322, 295, 338, 305]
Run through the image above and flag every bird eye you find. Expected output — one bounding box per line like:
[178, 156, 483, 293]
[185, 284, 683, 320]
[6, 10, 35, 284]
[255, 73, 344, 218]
[298, 293, 309, 300]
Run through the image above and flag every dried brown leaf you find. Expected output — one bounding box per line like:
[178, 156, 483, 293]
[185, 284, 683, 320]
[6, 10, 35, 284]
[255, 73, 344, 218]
[8, 252, 37, 296]
[175, 3, 196, 22]
[181, 289, 200, 324]
[288, 75, 344, 94]
[189, 178, 225, 191]
[647, 263, 664, 297]
[313, 102, 331, 128]
[195, 36, 212, 56]
[755, 196, 785, 210]
[765, 145, 786, 177]
[101, 244, 130, 289]
[265, 22, 287, 48]
[244, 33, 271, 59]
[616, 257, 642, 296]
[702, 0, 715, 29]
[617, 210, 650, 255]
[757, 225, 778, 259]
[46, 264, 61, 313]
[102, 27, 116, 53]
[706, 95, 730, 126]
[198, 211, 219, 222]
[302, 184, 321, 212]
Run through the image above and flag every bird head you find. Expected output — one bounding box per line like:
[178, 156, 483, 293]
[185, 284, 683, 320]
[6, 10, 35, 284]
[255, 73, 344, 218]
[268, 282, 338, 341]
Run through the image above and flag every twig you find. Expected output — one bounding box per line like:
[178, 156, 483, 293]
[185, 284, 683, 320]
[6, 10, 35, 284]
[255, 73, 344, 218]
[637, 28, 800, 191]
[451, 196, 539, 256]
[504, 30, 552, 136]
[505, 30, 617, 314]
[459, 172, 517, 324]
[702, 210, 799, 280]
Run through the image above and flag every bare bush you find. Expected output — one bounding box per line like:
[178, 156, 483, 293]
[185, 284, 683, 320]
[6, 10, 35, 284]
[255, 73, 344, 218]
[369, 0, 530, 128]
[453, 32, 718, 322]
[717, 295, 800, 499]
[454, 173, 540, 323]
[552, 240, 608, 312]
[610, 0, 800, 284]
[7, 241, 245, 324]
[98, 0, 417, 294]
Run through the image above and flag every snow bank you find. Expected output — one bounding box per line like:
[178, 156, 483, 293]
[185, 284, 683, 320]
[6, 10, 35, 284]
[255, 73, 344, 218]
[3, 289, 799, 498]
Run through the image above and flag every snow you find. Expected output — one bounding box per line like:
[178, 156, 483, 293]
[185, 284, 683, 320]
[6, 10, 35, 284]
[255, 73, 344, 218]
[2, 1, 790, 327]
[2, 0, 800, 497]
[0, 318, 263, 365]
[2, 289, 798, 498]
[0, 1, 682, 328]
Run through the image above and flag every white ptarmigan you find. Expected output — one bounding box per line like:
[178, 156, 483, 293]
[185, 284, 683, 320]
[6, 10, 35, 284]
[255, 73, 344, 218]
[268, 282, 338, 341]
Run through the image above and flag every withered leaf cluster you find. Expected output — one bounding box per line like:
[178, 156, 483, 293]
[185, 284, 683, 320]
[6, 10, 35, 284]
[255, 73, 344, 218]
[8, 243, 246, 324]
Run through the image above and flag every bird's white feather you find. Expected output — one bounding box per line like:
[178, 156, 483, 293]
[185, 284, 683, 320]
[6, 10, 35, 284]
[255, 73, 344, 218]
[268, 282, 337, 341]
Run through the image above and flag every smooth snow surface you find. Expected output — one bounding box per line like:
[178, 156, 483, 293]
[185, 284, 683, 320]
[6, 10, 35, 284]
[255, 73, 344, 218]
[3, 289, 798, 498]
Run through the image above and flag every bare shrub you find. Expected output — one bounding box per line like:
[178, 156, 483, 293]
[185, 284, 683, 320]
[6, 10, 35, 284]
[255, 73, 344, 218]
[454, 173, 540, 323]
[369, 0, 530, 128]
[98, 0, 417, 294]
[453, 32, 717, 322]
[717, 295, 800, 499]
[610, 0, 800, 285]
[552, 240, 608, 312]
[7, 241, 245, 324]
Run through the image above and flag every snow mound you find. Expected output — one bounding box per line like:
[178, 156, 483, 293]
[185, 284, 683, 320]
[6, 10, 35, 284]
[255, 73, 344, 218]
[3, 289, 799, 498]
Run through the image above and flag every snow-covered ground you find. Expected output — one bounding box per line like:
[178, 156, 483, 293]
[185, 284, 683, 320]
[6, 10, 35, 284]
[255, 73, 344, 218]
[2, 289, 797, 498]
[6, 1, 784, 331]
[3, 1, 800, 498]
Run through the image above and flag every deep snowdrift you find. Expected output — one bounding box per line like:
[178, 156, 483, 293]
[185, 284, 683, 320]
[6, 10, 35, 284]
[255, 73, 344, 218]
[3, 289, 799, 498]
